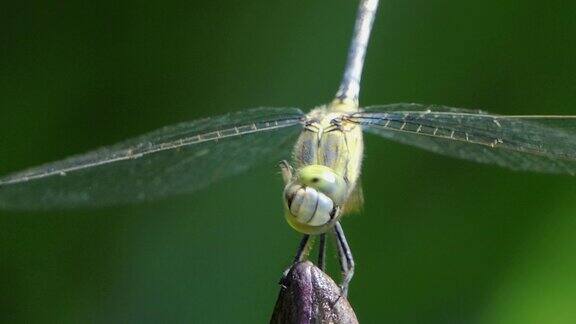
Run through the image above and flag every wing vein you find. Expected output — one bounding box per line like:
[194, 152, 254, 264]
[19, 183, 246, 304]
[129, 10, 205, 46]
[0, 116, 302, 186]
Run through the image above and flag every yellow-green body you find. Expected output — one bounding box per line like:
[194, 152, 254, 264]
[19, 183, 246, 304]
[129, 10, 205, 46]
[284, 100, 364, 234]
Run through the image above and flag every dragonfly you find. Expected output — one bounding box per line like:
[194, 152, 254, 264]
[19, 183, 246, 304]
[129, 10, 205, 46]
[1, 0, 576, 297]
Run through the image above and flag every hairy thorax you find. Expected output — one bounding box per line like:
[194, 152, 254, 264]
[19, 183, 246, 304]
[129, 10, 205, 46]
[283, 103, 364, 234]
[295, 106, 364, 185]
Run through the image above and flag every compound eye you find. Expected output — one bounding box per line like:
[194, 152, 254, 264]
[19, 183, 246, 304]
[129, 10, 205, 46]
[297, 165, 347, 205]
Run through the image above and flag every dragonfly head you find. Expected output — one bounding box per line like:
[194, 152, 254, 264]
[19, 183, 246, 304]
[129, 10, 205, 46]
[283, 165, 348, 234]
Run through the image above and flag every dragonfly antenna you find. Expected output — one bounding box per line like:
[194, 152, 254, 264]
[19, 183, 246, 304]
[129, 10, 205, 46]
[335, 0, 379, 104]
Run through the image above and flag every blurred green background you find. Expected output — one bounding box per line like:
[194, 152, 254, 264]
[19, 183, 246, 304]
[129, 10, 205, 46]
[1, 0, 576, 323]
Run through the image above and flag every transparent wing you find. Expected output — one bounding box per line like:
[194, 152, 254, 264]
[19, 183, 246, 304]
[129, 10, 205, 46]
[348, 103, 576, 174]
[0, 107, 304, 210]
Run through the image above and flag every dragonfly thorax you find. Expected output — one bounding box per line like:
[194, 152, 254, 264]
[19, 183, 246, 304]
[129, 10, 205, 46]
[283, 165, 348, 234]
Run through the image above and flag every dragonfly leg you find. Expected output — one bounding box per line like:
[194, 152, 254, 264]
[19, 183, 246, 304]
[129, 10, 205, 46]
[334, 221, 355, 297]
[278, 160, 294, 184]
[318, 233, 326, 271]
[280, 234, 312, 285]
[293, 234, 311, 263]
